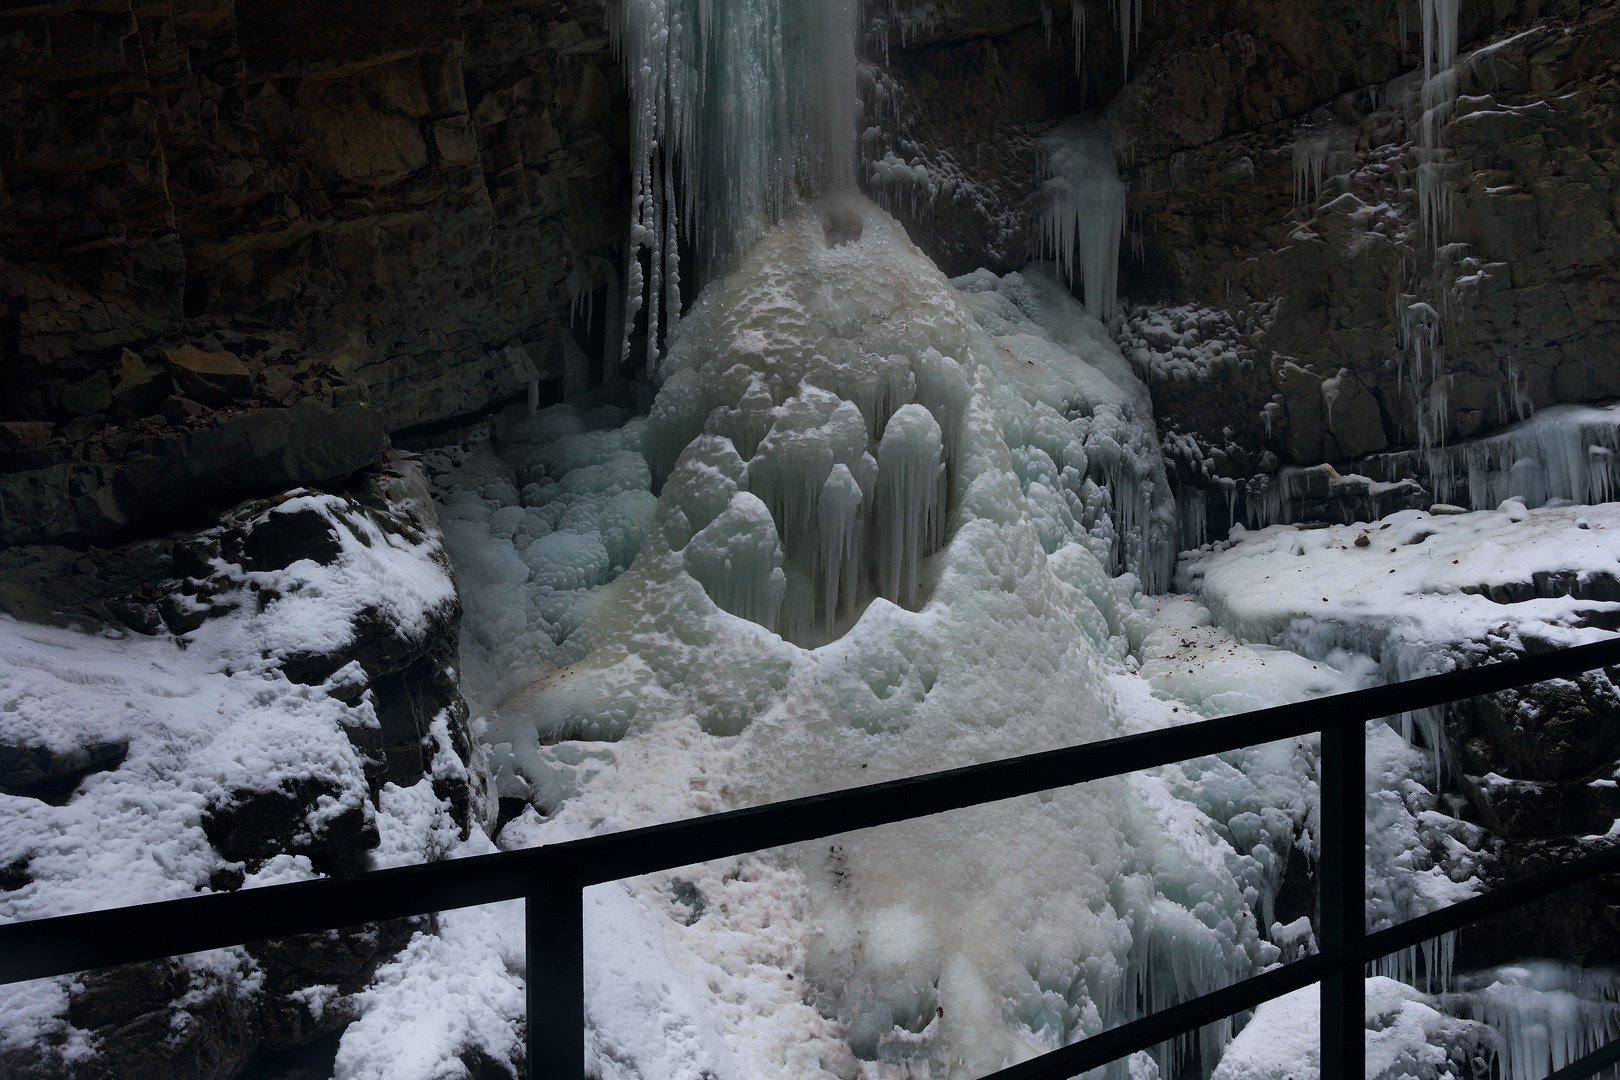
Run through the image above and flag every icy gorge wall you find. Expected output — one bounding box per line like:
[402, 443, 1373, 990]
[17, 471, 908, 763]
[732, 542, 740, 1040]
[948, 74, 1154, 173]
[0, 0, 627, 549]
[6, 0, 1617, 551]
[861, 0, 1620, 537]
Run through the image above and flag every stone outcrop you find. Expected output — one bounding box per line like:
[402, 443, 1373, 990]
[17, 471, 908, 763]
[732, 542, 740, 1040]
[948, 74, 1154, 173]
[1440, 635, 1620, 968]
[0, 456, 485, 1080]
[1, 0, 628, 547]
[863, 0, 1620, 535]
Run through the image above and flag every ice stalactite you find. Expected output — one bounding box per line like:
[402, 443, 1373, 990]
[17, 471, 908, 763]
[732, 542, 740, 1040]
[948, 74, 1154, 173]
[1109, 0, 1145, 78]
[1453, 962, 1620, 1080]
[873, 404, 946, 609]
[1291, 135, 1332, 206]
[1039, 119, 1127, 323]
[610, 0, 860, 366]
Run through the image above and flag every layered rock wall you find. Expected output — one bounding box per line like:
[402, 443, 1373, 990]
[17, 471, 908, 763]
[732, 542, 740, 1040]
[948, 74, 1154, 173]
[1, 0, 627, 547]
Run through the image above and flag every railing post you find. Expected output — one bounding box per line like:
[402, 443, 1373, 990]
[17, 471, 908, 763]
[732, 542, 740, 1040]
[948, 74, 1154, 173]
[1319, 716, 1366, 1080]
[527, 863, 585, 1080]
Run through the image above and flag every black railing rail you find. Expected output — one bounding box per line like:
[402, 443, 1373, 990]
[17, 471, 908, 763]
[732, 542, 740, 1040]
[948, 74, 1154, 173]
[5, 637, 1620, 1079]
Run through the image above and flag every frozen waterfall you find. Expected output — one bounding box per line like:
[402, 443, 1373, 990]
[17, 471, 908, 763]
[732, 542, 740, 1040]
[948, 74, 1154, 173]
[611, 0, 859, 366]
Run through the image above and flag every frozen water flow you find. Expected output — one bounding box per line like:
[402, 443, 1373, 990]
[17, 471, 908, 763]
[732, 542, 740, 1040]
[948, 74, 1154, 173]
[610, 0, 860, 364]
[1452, 962, 1620, 1080]
[1416, 403, 1620, 511]
[1039, 119, 1128, 322]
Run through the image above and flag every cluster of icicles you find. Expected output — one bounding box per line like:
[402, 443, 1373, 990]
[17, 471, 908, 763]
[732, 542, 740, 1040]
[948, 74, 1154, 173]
[651, 352, 966, 647]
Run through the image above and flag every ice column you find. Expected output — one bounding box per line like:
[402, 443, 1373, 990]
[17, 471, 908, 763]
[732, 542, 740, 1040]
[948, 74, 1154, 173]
[873, 404, 946, 608]
[683, 491, 788, 631]
[817, 464, 865, 637]
[1039, 119, 1128, 322]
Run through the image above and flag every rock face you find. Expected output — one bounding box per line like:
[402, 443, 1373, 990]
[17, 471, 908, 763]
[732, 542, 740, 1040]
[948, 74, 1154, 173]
[862, 0, 1620, 535]
[0, 456, 486, 1080]
[1, 0, 628, 546]
[1444, 642, 1620, 968]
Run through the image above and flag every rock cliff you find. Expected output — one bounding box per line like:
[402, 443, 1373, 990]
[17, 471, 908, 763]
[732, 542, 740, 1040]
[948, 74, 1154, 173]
[2, 0, 627, 547]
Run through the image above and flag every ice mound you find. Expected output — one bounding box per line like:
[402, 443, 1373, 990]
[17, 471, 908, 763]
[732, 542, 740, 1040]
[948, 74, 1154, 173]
[1213, 977, 1491, 1080]
[477, 199, 1276, 1077]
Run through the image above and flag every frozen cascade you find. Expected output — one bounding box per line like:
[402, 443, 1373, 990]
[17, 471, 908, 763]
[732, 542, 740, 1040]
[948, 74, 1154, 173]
[954, 264, 1178, 593]
[610, 0, 859, 365]
[1039, 119, 1128, 323]
[872, 404, 946, 608]
[1452, 962, 1620, 1080]
[474, 200, 1276, 1079]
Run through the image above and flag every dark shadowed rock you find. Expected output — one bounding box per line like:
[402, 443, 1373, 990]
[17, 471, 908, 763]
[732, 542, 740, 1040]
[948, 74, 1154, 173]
[0, 739, 128, 800]
[241, 508, 344, 571]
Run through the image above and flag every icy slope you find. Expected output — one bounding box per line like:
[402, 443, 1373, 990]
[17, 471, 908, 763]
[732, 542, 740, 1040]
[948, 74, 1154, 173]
[415, 197, 1330, 1080]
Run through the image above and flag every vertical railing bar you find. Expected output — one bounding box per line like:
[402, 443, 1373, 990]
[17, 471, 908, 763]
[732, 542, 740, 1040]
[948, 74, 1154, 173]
[527, 860, 586, 1080]
[1319, 716, 1367, 1080]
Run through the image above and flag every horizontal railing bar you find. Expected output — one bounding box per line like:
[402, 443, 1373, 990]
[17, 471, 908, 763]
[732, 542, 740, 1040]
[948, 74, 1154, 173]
[1547, 1037, 1620, 1080]
[975, 826, 1620, 1078]
[2, 637, 1617, 988]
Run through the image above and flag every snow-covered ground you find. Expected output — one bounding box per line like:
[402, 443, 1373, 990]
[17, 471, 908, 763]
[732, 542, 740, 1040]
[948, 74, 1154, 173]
[1181, 501, 1620, 681]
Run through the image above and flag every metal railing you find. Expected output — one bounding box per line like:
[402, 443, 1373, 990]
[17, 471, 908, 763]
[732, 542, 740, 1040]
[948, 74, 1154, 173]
[6, 638, 1620, 1079]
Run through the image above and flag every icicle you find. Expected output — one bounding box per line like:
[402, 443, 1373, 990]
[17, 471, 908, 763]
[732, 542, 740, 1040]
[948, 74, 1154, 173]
[1072, 0, 1085, 74]
[873, 404, 945, 608]
[1418, 403, 1620, 510]
[1039, 119, 1127, 322]
[1291, 135, 1332, 206]
[1455, 962, 1620, 1080]
[818, 464, 865, 637]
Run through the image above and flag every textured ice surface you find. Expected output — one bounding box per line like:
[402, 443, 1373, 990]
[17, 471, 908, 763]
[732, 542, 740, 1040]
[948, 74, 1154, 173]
[954, 263, 1177, 592]
[426, 200, 1343, 1079]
